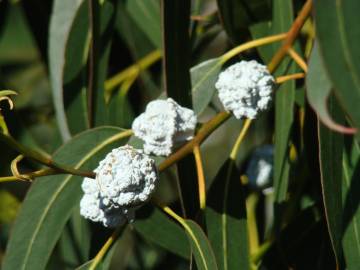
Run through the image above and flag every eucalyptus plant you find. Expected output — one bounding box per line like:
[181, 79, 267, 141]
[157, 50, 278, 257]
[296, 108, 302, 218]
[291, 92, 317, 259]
[0, 0, 359, 269]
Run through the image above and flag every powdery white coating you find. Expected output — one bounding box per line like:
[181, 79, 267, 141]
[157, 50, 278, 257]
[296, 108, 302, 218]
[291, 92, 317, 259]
[246, 145, 274, 191]
[215, 60, 274, 119]
[132, 98, 197, 156]
[80, 145, 158, 227]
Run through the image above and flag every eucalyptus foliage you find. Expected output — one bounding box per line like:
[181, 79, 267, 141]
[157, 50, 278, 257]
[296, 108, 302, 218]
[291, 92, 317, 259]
[0, 0, 359, 269]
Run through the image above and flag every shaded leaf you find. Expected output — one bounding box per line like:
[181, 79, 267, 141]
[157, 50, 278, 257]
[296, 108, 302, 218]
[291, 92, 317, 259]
[125, 0, 161, 49]
[216, 0, 271, 44]
[133, 205, 190, 259]
[58, 207, 91, 268]
[318, 94, 345, 267]
[161, 0, 192, 107]
[48, 0, 86, 141]
[206, 159, 250, 270]
[89, 0, 118, 127]
[342, 139, 360, 269]
[2, 127, 130, 270]
[63, 2, 90, 135]
[272, 0, 295, 205]
[261, 207, 334, 269]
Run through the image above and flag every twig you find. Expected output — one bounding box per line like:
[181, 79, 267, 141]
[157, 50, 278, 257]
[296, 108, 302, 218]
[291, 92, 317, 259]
[159, 112, 231, 172]
[230, 119, 252, 161]
[275, 73, 305, 84]
[267, 0, 313, 73]
[193, 145, 206, 210]
[288, 48, 308, 72]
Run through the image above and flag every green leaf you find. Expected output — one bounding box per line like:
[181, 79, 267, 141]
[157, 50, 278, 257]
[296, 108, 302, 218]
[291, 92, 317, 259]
[272, 0, 295, 205]
[206, 159, 250, 270]
[133, 205, 190, 259]
[318, 94, 345, 268]
[58, 207, 91, 268]
[89, 0, 118, 127]
[180, 219, 218, 270]
[107, 89, 135, 128]
[2, 127, 131, 270]
[125, 0, 161, 49]
[48, 0, 86, 141]
[155, 204, 217, 269]
[161, 0, 192, 107]
[307, 43, 356, 134]
[342, 139, 360, 269]
[314, 0, 360, 133]
[216, 0, 271, 44]
[63, 2, 90, 135]
[115, 3, 160, 100]
[250, 22, 273, 63]
[191, 58, 222, 115]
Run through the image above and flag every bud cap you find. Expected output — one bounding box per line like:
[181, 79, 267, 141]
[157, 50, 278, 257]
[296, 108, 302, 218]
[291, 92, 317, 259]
[215, 60, 274, 119]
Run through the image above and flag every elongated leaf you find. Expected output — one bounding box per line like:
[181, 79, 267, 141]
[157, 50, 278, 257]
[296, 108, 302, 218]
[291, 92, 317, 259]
[314, 0, 360, 133]
[191, 58, 221, 115]
[125, 0, 161, 49]
[115, 3, 160, 101]
[161, 0, 192, 107]
[89, 0, 118, 127]
[251, 2, 297, 207]
[49, 0, 86, 141]
[206, 159, 249, 270]
[182, 220, 218, 270]
[63, 2, 90, 135]
[160, 0, 199, 220]
[342, 140, 360, 269]
[318, 94, 345, 267]
[133, 205, 190, 259]
[307, 43, 356, 134]
[3, 127, 130, 270]
[272, 0, 295, 205]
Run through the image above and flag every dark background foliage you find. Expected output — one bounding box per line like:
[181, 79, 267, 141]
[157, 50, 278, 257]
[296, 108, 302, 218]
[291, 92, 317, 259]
[0, 0, 359, 269]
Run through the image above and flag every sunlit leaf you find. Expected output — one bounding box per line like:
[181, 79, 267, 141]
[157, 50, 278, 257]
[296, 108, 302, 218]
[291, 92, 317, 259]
[307, 43, 356, 134]
[2, 127, 130, 270]
[314, 0, 360, 134]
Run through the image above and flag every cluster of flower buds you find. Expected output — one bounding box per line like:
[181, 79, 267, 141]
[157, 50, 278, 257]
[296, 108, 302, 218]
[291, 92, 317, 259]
[132, 98, 197, 156]
[80, 145, 158, 227]
[80, 59, 275, 227]
[215, 60, 274, 119]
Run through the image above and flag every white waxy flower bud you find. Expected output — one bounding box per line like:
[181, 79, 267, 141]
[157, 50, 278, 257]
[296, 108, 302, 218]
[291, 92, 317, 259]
[215, 60, 274, 119]
[132, 98, 197, 156]
[80, 145, 158, 227]
[246, 145, 274, 191]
